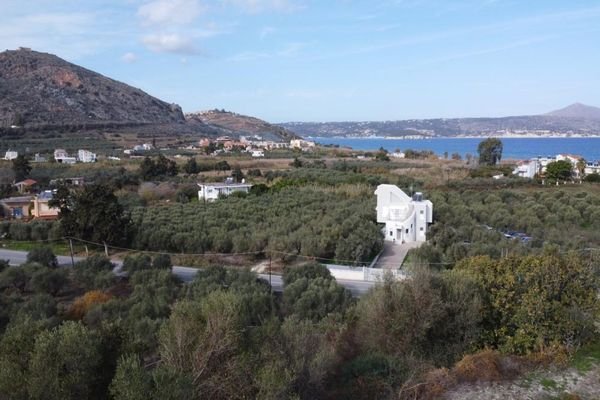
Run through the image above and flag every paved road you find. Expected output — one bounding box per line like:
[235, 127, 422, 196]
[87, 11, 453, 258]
[1, 248, 83, 266]
[0, 249, 376, 297]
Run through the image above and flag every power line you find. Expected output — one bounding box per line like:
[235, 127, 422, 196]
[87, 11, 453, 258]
[4, 236, 598, 268]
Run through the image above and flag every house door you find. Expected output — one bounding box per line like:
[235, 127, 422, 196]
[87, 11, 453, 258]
[397, 229, 403, 243]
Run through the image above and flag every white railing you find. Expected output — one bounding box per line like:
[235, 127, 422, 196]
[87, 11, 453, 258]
[325, 264, 407, 282]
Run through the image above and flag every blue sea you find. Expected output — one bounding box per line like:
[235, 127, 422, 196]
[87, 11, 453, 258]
[312, 137, 600, 161]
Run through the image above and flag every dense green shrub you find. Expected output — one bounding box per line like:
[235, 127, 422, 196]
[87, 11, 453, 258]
[72, 255, 115, 290]
[27, 247, 58, 268]
[456, 253, 599, 353]
[9, 223, 30, 241]
[152, 254, 172, 270]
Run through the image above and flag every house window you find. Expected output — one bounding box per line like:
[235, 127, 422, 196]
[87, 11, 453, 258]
[420, 210, 424, 214]
[420, 227, 424, 231]
[389, 231, 393, 236]
[405, 229, 408, 234]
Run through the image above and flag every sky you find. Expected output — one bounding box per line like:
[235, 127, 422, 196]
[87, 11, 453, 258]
[2, 0, 600, 122]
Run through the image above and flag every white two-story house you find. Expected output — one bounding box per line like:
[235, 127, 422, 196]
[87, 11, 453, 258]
[375, 184, 433, 243]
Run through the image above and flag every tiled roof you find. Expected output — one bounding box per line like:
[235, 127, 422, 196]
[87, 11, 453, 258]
[0, 196, 34, 204]
[15, 179, 37, 186]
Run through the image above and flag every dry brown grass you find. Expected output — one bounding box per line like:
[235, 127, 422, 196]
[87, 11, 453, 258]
[413, 349, 536, 399]
[68, 290, 112, 319]
[527, 342, 571, 367]
[453, 349, 505, 383]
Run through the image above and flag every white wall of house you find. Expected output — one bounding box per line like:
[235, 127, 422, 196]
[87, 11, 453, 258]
[55, 156, 77, 164]
[325, 264, 407, 282]
[290, 139, 316, 150]
[54, 149, 68, 159]
[585, 162, 600, 175]
[375, 184, 433, 244]
[513, 159, 539, 179]
[78, 149, 96, 163]
[198, 183, 252, 202]
[4, 150, 18, 160]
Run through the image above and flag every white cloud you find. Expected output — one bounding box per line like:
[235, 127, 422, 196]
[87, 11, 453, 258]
[142, 33, 201, 54]
[121, 52, 138, 63]
[0, 12, 120, 59]
[220, 0, 300, 13]
[138, 0, 206, 26]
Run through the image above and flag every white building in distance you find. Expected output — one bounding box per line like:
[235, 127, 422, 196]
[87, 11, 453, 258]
[78, 149, 97, 163]
[4, 150, 18, 160]
[54, 149, 77, 164]
[513, 154, 585, 179]
[585, 161, 600, 175]
[375, 184, 433, 243]
[198, 179, 253, 202]
[290, 139, 316, 151]
[513, 159, 540, 179]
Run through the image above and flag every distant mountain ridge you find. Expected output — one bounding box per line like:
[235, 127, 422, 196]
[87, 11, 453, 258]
[280, 103, 600, 138]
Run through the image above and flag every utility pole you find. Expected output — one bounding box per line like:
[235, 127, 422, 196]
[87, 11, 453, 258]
[68, 238, 75, 268]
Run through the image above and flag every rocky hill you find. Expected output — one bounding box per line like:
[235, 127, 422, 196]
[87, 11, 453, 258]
[546, 102, 600, 119]
[0, 48, 300, 141]
[0, 47, 185, 129]
[186, 109, 300, 141]
[282, 104, 600, 138]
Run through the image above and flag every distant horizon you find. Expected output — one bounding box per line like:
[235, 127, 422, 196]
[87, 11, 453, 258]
[275, 102, 597, 124]
[2, 1, 600, 122]
[185, 101, 600, 123]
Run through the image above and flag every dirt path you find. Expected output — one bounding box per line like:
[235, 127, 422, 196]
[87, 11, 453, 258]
[444, 365, 600, 399]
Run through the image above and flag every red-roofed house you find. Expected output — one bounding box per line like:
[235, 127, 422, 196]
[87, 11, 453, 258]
[14, 179, 38, 194]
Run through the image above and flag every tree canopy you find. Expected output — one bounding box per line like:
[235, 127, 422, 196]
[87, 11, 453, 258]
[139, 155, 178, 180]
[50, 184, 132, 245]
[12, 155, 32, 182]
[545, 160, 573, 182]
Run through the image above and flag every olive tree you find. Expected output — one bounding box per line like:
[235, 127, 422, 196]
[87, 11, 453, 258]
[477, 138, 503, 166]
